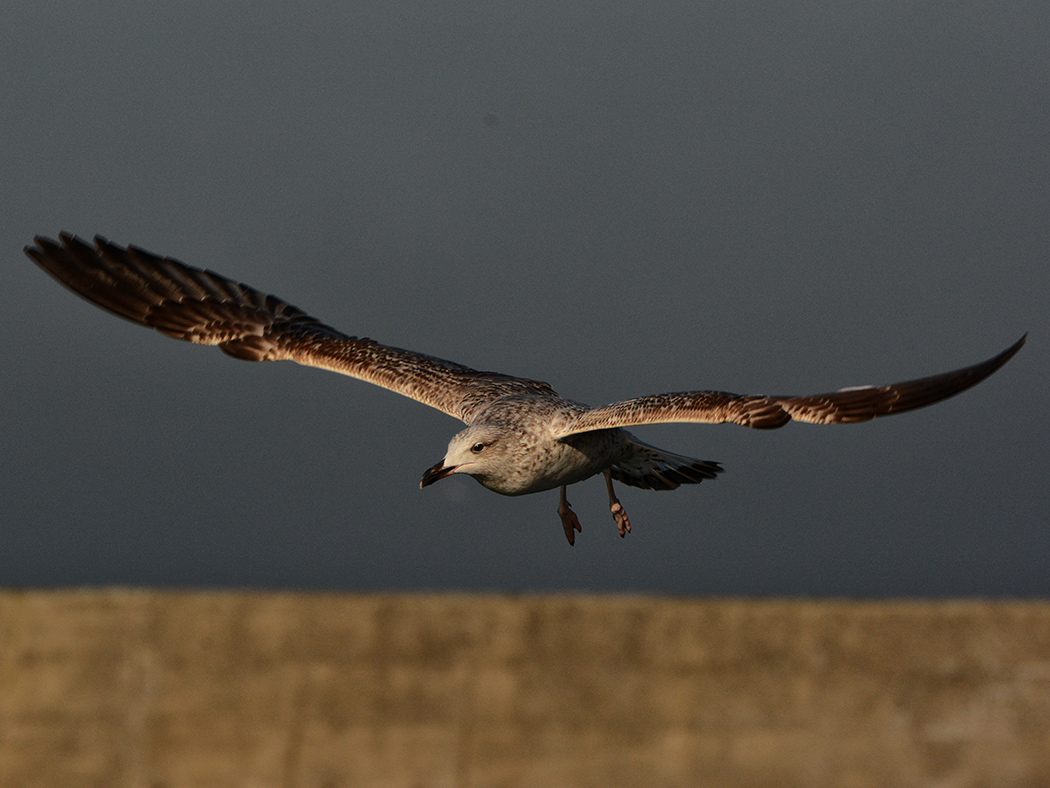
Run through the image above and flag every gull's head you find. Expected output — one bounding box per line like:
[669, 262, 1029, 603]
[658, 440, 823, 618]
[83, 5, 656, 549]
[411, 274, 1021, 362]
[420, 424, 512, 492]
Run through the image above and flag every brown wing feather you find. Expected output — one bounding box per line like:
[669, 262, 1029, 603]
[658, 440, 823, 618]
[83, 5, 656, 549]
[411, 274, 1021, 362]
[26, 233, 555, 422]
[554, 335, 1026, 437]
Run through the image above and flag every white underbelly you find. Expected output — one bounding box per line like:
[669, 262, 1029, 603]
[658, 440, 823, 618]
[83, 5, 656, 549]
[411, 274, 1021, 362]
[491, 429, 629, 496]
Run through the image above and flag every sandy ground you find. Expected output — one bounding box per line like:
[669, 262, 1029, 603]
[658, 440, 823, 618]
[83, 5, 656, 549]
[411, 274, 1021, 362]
[2, 589, 1049, 787]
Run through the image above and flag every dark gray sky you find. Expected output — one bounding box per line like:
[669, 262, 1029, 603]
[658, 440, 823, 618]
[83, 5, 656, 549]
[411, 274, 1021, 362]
[3, 2, 1046, 595]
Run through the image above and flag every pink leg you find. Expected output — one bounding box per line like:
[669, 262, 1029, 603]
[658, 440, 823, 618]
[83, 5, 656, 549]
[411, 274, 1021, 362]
[604, 469, 631, 537]
[557, 485, 582, 545]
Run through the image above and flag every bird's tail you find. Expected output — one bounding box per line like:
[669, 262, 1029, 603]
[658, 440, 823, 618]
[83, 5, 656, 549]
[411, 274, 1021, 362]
[610, 437, 723, 491]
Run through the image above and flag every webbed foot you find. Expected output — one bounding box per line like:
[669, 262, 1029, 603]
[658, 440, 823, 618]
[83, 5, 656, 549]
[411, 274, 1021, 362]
[604, 469, 632, 538]
[558, 486, 582, 545]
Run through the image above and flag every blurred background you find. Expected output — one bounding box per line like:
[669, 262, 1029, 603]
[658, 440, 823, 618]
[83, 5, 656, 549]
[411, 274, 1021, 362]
[5, 590, 1049, 787]
[5, 5, 1050, 785]
[2, 1, 1047, 594]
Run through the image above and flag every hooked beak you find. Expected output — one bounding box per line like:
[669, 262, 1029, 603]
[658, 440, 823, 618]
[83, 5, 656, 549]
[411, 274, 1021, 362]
[420, 460, 457, 489]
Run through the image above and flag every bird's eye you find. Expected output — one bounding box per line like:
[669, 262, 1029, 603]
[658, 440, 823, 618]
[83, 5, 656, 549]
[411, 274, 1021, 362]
[470, 443, 485, 454]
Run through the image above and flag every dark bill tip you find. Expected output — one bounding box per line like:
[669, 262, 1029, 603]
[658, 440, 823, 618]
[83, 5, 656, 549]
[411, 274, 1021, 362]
[420, 461, 456, 489]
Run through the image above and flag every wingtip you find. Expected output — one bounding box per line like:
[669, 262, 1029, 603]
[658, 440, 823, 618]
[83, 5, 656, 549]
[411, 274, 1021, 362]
[25, 232, 83, 255]
[24, 234, 57, 263]
[26, 233, 130, 271]
[1000, 333, 1027, 364]
[953, 333, 1027, 393]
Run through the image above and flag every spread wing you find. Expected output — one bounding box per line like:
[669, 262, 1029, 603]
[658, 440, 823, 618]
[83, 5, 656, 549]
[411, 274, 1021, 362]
[554, 335, 1025, 437]
[26, 233, 555, 423]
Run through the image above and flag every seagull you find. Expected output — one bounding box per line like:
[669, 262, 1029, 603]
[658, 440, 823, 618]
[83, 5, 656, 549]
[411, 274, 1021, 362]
[26, 233, 1025, 545]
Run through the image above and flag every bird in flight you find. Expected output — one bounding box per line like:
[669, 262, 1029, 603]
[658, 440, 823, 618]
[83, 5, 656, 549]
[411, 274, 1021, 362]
[27, 233, 1025, 544]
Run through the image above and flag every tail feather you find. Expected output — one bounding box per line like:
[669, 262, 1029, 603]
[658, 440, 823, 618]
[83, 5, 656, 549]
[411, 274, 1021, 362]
[611, 439, 723, 491]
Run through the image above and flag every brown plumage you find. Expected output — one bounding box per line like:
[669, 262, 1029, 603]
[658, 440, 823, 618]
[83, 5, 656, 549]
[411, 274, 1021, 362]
[554, 339, 1024, 437]
[26, 233, 1026, 544]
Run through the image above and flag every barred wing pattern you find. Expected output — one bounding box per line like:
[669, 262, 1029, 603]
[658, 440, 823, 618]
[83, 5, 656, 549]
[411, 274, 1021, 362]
[26, 234, 554, 423]
[555, 335, 1026, 437]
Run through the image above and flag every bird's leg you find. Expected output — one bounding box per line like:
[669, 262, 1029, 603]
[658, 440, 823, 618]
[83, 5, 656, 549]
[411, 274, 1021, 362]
[557, 485, 582, 546]
[604, 469, 632, 537]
